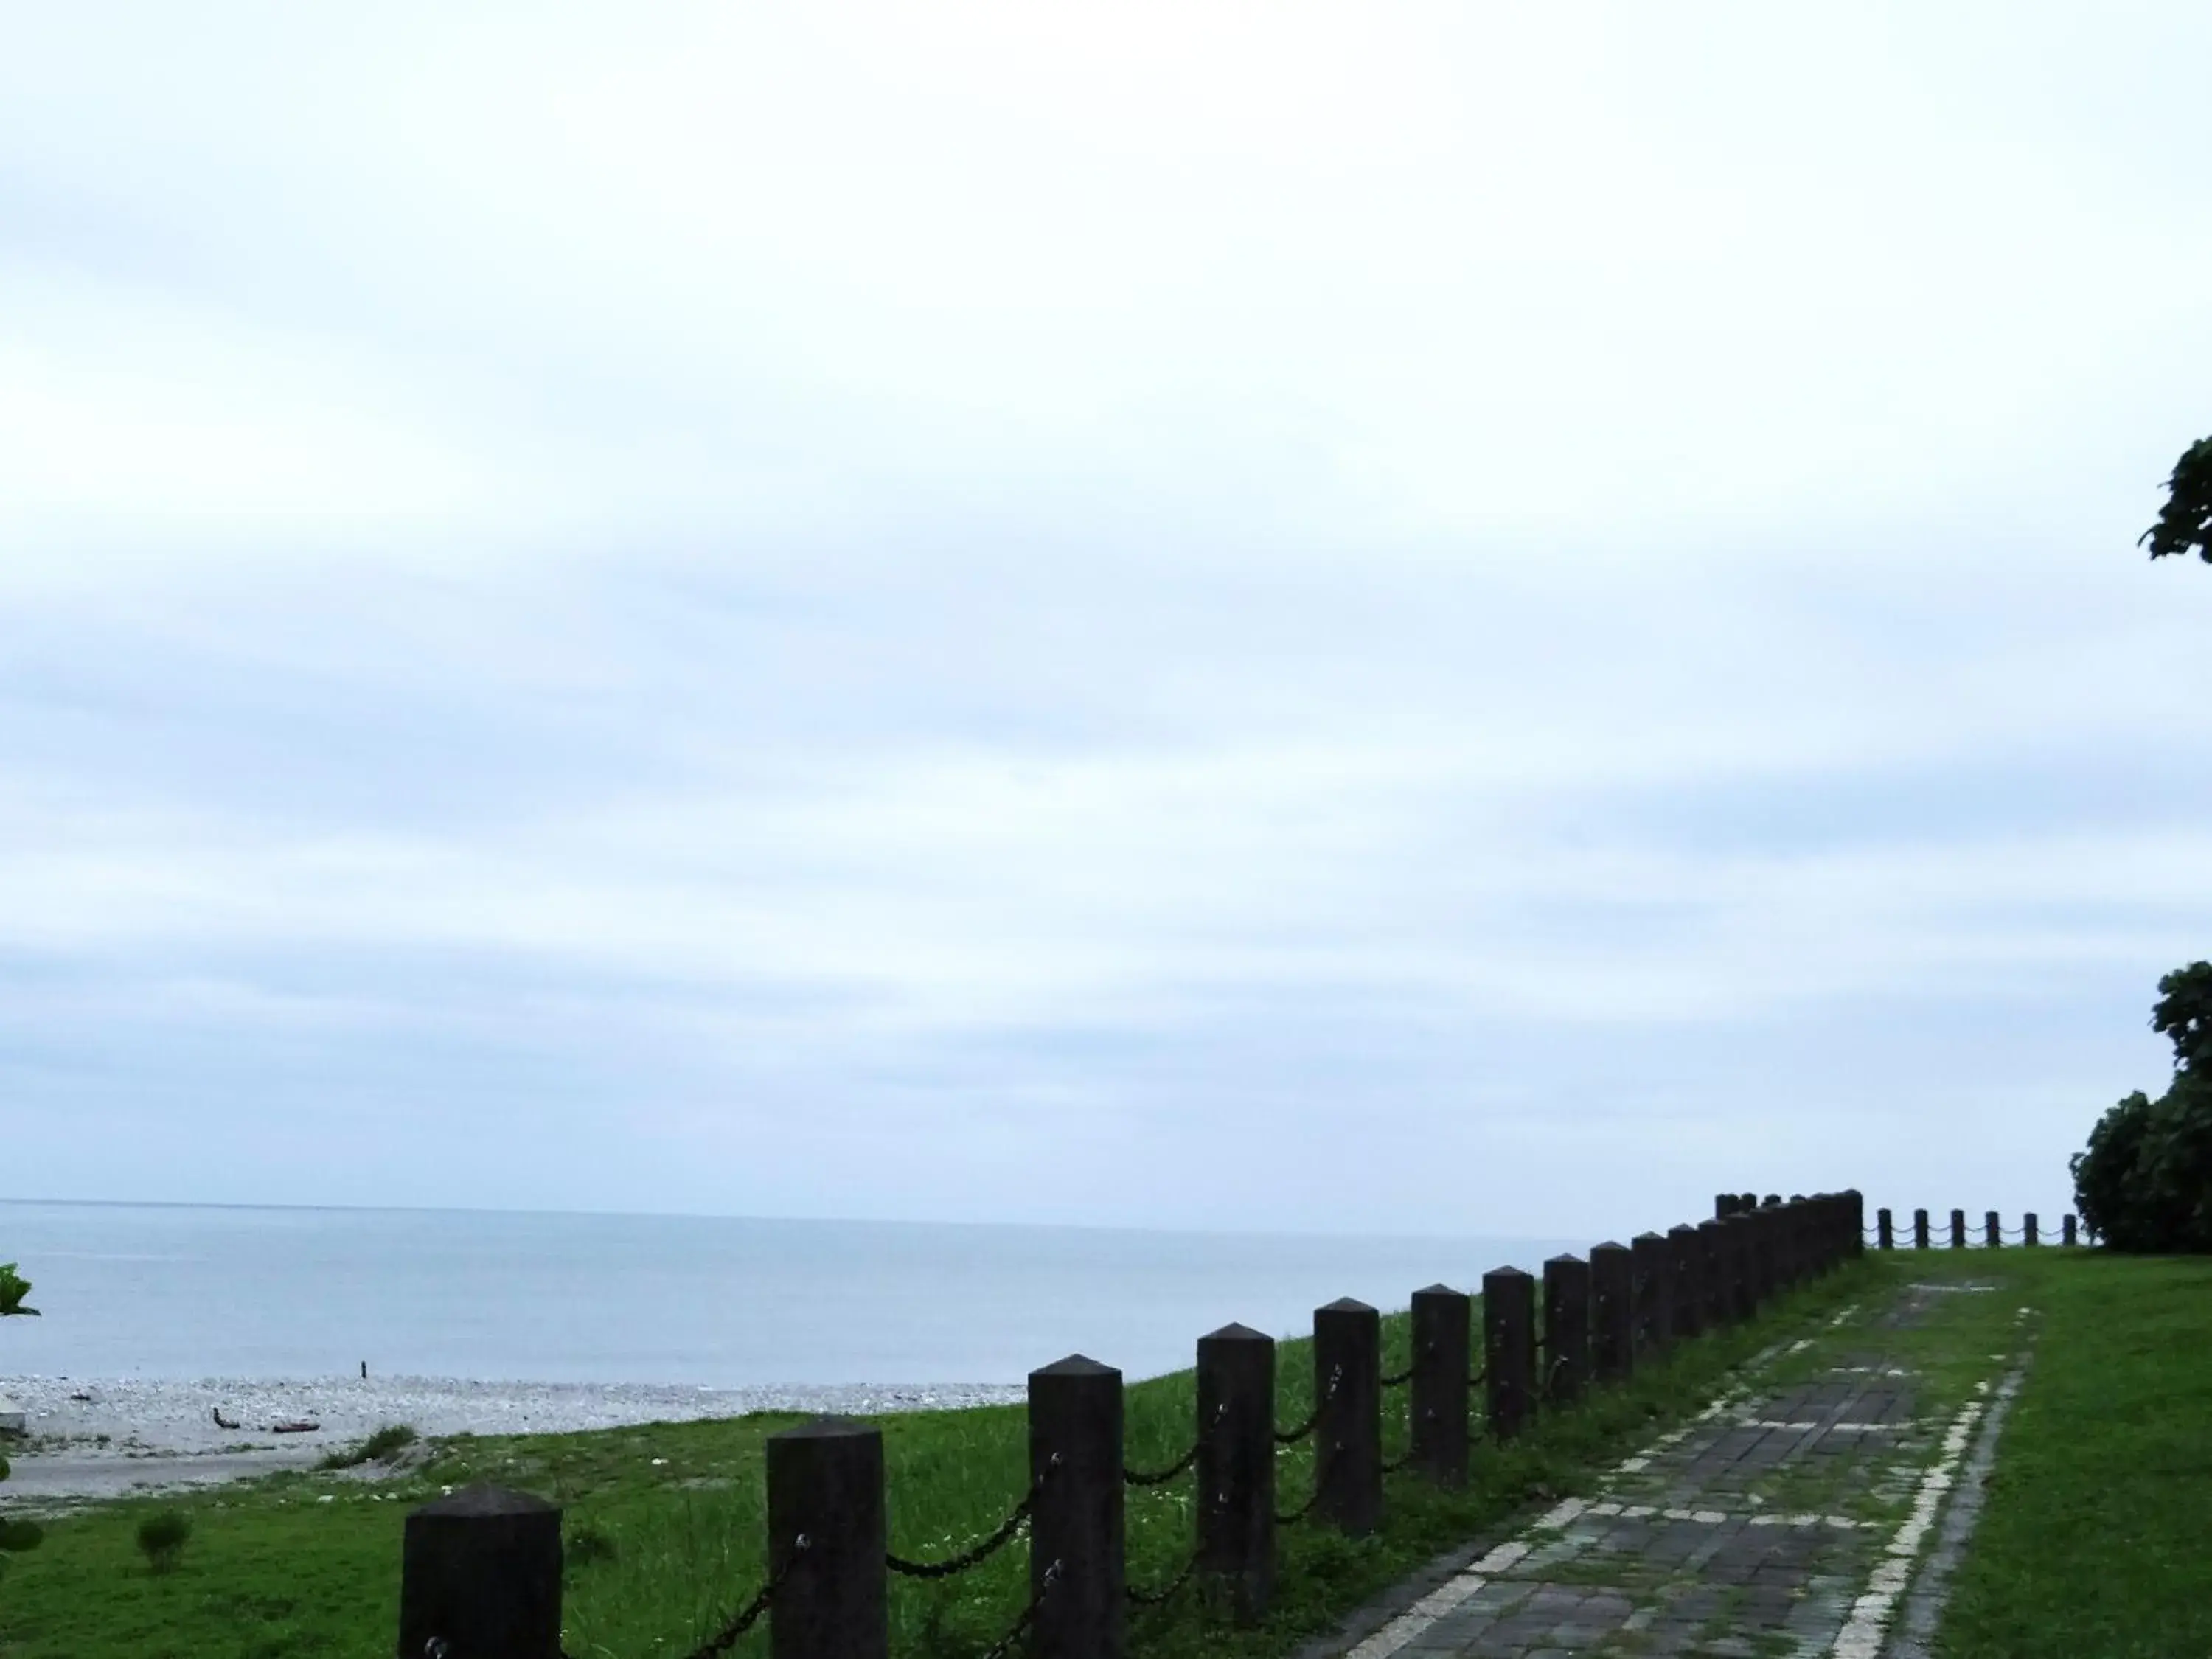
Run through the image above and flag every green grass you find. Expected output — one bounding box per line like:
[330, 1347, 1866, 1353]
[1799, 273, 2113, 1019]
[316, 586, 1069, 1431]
[0, 1262, 1878, 1659]
[1934, 1249, 2212, 1659]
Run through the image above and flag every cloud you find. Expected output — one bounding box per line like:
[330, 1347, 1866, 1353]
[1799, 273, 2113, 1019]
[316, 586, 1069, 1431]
[2, 1, 2208, 1233]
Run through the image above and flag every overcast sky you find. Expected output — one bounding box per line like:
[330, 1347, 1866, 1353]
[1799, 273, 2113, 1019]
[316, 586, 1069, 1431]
[4, 2, 2208, 1239]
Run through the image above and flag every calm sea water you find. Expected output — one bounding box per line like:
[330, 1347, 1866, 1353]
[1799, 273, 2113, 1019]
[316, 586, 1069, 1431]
[0, 1202, 1579, 1386]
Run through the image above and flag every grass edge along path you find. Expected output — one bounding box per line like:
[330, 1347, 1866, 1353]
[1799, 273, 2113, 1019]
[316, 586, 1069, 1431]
[1930, 1251, 2212, 1659]
[0, 1260, 1879, 1659]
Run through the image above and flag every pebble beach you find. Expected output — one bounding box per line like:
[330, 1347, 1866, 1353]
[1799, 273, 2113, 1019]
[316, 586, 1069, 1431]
[0, 1374, 1026, 1505]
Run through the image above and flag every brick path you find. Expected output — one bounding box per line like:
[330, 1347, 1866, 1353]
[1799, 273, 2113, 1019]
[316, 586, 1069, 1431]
[1312, 1279, 2025, 1659]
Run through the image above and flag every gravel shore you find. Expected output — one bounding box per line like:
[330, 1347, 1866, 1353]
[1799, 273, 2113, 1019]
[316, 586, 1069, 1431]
[0, 1374, 1026, 1506]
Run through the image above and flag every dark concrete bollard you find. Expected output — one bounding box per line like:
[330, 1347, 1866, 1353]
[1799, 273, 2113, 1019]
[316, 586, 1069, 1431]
[1483, 1267, 1536, 1441]
[398, 1486, 563, 1659]
[2062, 1214, 2078, 1247]
[1950, 1209, 1966, 1249]
[1986, 1211, 2000, 1249]
[1590, 1242, 1633, 1384]
[2023, 1213, 2039, 1247]
[1197, 1324, 1274, 1624]
[1542, 1255, 1590, 1406]
[1693, 1220, 1725, 1331]
[1029, 1356, 1124, 1659]
[1631, 1233, 1671, 1358]
[1669, 1225, 1703, 1338]
[1408, 1285, 1470, 1487]
[1748, 1211, 1777, 1306]
[1913, 1208, 1930, 1251]
[1877, 1207, 1893, 1251]
[768, 1418, 888, 1659]
[1312, 1300, 1381, 1538]
[1722, 1214, 1756, 1322]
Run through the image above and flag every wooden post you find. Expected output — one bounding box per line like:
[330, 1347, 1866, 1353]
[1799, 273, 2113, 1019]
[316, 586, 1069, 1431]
[1950, 1209, 1966, 1249]
[1542, 1255, 1590, 1406]
[1482, 1267, 1535, 1441]
[1877, 1208, 1893, 1251]
[1669, 1224, 1703, 1338]
[2023, 1212, 2039, 1247]
[1029, 1356, 1124, 1659]
[1985, 1211, 2000, 1248]
[2062, 1214, 2078, 1247]
[1408, 1285, 1470, 1487]
[1196, 1324, 1273, 1624]
[1714, 1193, 1737, 1218]
[1590, 1242, 1633, 1384]
[1911, 1208, 1928, 1250]
[398, 1486, 562, 1659]
[1631, 1233, 1671, 1358]
[767, 1419, 888, 1659]
[1312, 1300, 1380, 1537]
[1848, 1189, 1865, 1258]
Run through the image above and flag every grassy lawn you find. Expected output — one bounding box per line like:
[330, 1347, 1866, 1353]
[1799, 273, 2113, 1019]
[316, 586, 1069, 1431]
[1935, 1248, 2212, 1659]
[0, 1261, 1877, 1659]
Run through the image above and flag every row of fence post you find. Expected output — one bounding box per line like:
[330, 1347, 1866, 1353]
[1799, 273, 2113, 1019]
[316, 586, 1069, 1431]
[396, 1189, 1865, 1659]
[1871, 1208, 2077, 1250]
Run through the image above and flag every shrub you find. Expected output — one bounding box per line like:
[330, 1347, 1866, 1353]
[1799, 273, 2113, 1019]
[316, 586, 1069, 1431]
[136, 1510, 192, 1574]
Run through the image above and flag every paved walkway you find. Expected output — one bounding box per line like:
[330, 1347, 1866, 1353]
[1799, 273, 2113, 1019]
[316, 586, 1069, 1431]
[1313, 1275, 2029, 1659]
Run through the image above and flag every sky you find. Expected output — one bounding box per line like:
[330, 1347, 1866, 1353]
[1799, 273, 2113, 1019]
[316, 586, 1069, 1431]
[3, 1, 2209, 1240]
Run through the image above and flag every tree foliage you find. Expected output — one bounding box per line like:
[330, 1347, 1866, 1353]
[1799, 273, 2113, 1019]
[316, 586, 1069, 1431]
[2140, 435, 2212, 563]
[0, 1262, 41, 1573]
[2073, 964, 2212, 1252]
[0, 1263, 37, 1318]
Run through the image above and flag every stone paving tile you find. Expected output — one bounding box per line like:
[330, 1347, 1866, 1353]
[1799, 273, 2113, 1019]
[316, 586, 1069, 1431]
[1322, 1280, 2019, 1659]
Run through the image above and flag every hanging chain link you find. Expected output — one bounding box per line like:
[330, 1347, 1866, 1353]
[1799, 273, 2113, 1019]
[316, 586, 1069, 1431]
[886, 1456, 1057, 1580]
[1273, 1363, 1342, 1445]
[1124, 1547, 1204, 1607]
[978, 1559, 1062, 1659]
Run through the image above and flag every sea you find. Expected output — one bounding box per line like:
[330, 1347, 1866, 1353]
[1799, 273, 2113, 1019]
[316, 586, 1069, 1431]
[0, 1201, 1581, 1387]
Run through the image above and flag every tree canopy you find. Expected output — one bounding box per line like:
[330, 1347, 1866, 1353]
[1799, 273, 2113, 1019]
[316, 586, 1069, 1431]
[2140, 435, 2212, 563]
[0, 1263, 36, 1319]
[0, 1262, 41, 1569]
[2073, 962, 2212, 1253]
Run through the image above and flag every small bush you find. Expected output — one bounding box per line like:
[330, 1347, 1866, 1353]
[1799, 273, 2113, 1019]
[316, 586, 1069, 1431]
[317, 1424, 420, 1471]
[136, 1510, 192, 1574]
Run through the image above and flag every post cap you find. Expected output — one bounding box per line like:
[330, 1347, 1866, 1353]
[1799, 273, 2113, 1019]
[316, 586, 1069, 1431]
[410, 1484, 557, 1519]
[1200, 1321, 1273, 1345]
[1031, 1354, 1121, 1381]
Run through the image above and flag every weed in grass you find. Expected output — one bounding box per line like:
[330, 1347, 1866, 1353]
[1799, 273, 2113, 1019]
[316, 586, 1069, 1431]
[316, 1423, 420, 1472]
[134, 1509, 192, 1575]
[566, 1524, 619, 1568]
